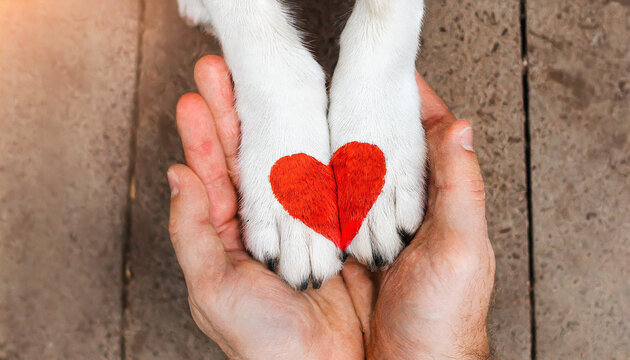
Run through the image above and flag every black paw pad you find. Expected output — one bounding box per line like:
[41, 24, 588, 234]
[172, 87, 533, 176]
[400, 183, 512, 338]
[372, 251, 386, 268]
[298, 279, 309, 292]
[312, 278, 323, 290]
[265, 257, 279, 272]
[397, 228, 415, 245]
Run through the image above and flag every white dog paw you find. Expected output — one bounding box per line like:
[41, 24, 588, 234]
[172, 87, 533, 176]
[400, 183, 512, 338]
[344, 163, 426, 267]
[244, 212, 342, 290]
[177, 0, 343, 289]
[329, 0, 428, 268]
[234, 56, 343, 289]
[242, 144, 344, 289]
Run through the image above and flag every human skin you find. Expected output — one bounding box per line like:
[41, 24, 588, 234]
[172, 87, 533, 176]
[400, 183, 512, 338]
[167, 55, 495, 359]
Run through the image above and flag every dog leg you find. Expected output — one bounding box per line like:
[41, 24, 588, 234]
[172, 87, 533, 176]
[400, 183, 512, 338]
[328, 0, 428, 267]
[177, 0, 342, 288]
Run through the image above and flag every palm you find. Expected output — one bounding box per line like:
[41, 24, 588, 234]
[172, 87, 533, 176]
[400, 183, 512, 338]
[171, 56, 363, 358]
[196, 218, 363, 358]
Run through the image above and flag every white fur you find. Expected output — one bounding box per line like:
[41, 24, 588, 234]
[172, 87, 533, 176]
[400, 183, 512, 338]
[178, 0, 342, 288]
[177, 0, 427, 285]
[328, 0, 427, 267]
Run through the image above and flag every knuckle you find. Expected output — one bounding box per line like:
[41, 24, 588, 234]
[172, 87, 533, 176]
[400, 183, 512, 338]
[445, 252, 482, 278]
[203, 170, 232, 191]
[168, 218, 184, 249]
[433, 239, 483, 278]
[187, 139, 216, 158]
[434, 181, 454, 195]
[169, 216, 181, 237]
[423, 109, 453, 130]
[467, 178, 487, 200]
[448, 250, 481, 277]
[435, 178, 486, 201]
[223, 122, 241, 139]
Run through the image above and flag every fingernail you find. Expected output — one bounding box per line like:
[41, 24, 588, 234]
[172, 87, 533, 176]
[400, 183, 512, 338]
[459, 127, 474, 152]
[167, 169, 179, 198]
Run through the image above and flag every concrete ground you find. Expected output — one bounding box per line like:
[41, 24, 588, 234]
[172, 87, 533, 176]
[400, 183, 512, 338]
[0, 0, 628, 359]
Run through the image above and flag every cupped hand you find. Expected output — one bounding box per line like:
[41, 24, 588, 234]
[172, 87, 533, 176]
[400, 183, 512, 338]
[167, 55, 363, 359]
[168, 55, 495, 360]
[343, 75, 496, 359]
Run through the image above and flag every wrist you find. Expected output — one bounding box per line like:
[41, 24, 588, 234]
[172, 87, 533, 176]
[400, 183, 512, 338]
[368, 344, 490, 360]
[366, 322, 490, 360]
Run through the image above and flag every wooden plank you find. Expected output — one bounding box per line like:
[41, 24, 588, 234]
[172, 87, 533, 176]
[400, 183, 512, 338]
[419, 1, 531, 358]
[527, 1, 630, 358]
[0, 0, 140, 358]
[124, 1, 226, 358]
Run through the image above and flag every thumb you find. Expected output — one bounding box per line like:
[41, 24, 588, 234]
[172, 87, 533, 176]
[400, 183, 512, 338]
[431, 120, 487, 231]
[168, 164, 230, 292]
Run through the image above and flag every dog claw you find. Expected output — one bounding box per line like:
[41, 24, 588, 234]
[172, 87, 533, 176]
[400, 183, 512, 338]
[265, 257, 279, 272]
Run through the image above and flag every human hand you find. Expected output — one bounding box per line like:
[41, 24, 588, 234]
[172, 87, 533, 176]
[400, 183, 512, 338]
[168, 55, 494, 359]
[167, 56, 363, 359]
[342, 75, 495, 359]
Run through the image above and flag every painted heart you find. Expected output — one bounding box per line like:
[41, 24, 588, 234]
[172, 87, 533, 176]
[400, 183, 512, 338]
[331, 142, 386, 250]
[270, 153, 341, 247]
[269, 142, 386, 251]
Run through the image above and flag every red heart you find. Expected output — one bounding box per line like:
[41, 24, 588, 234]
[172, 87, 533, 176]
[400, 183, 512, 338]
[331, 142, 386, 250]
[270, 153, 341, 247]
[269, 142, 386, 251]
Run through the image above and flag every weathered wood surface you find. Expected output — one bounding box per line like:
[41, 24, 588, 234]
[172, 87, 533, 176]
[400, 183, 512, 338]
[4, 0, 628, 358]
[527, 0, 630, 358]
[420, 1, 531, 358]
[124, 0, 226, 358]
[0, 0, 140, 358]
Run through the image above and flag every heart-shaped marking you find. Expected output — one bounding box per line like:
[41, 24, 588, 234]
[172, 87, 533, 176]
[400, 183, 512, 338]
[269, 142, 386, 251]
[331, 142, 386, 250]
[270, 153, 341, 247]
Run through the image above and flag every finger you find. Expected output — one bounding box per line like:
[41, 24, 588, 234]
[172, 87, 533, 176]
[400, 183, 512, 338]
[194, 55, 242, 185]
[168, 164, 231, 290]
[341, 259, 378, 343]
[176, 93, 242, 250]
[415, 72, 458, 212]
[416, 72, 456, 134]
[430, 120, 487, 234]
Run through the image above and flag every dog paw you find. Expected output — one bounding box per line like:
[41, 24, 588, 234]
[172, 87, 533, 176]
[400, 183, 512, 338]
[244, 211, 343, 290]
[176, 0, 344, 289]
[244, 146, 344, 289]
[343, 158, 426, 268]
[328, 0, 427, 268]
